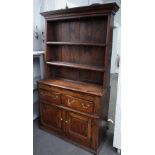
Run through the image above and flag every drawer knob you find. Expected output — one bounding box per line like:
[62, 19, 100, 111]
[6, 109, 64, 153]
[67, 99, 75, 105]
[60, 118, 63, 121]
[81, 103, 90, 109]
[52, 95, 58, 99]
[65, 120, 68, 123]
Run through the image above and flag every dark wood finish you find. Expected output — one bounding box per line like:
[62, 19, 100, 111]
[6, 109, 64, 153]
[39, 3, 119, 155]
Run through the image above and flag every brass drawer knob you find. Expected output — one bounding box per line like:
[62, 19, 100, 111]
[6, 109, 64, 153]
[81, 103, 90, 109]
[52, 95, 59, 99]
[67, 99, 75, 105]
[60, 118, 63, 121]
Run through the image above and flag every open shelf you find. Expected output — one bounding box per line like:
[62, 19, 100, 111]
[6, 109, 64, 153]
[39, 77, 104, 96]
[46, 42, 106, 47]
[46, 61, 104, 72]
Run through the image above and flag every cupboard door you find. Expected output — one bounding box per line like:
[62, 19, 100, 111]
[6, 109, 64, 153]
[66, 112, 92, 147]
[40, 102, 63, 132]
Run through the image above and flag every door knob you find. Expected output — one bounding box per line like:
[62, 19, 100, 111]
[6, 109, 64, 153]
[52, 95, 58, 99]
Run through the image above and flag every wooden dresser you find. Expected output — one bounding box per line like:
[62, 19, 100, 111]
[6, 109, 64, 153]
[38, 3, 119, 155]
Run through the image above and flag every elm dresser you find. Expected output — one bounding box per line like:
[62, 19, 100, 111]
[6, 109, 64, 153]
[38, 3, 119, 155]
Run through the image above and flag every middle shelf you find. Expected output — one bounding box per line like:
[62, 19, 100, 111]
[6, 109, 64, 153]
[46, 61, 104, 72]
[46, 42, 106, 47]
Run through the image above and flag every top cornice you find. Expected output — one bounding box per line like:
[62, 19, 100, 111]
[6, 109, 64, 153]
[40, 3, 119, 20]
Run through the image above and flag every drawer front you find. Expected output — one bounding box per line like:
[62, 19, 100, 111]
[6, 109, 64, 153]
[62, 95, 94, 113]
[38, 83, 94, 101]
[39, 89, 61, 105]
[39, 84, 51, 91]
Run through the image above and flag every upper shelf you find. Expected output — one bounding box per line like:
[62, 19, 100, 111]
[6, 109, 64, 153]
[46, 42, 106, 47]
[46, 61, 104, 72]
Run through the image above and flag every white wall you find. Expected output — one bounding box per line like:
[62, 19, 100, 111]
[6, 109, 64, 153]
[113, 66, 121, 150]
[33, 0, 45, 120]
[33, 0, 44, 51]
[33, 58, 41, 78]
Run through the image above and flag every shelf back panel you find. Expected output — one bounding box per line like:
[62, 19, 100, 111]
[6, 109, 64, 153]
[47, 16, 107, 43]
[48, 66, 103, 85]
[46, 45, 105, 67]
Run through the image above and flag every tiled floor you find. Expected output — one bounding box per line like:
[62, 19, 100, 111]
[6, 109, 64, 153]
[33, 75, 118, 155]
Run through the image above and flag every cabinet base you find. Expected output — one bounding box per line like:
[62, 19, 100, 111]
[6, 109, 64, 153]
[40, 124, 106, 155]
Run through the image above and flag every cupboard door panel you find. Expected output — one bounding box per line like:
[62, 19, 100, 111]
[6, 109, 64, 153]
[40, 103, 62, 131]
[66, 112, 92, 147]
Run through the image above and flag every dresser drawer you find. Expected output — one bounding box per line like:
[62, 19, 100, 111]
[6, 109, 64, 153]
[62, 95, 94, 113]
[39, 84, 52, 91]
[39, 89, 61, 105]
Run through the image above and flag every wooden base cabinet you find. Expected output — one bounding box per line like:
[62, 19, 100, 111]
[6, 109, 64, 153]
[38, 81, 108, 154]
[41, 101, 93, 145]
[39, 3, 119, 155]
